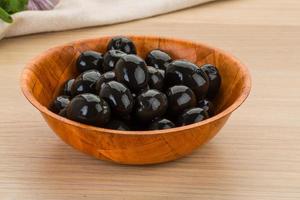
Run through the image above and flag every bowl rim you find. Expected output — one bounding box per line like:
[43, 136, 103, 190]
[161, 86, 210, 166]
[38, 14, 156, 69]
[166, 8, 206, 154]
[21, 35, 252, 136]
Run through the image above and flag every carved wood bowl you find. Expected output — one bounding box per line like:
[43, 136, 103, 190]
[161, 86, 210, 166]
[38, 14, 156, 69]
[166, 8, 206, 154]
[21, 35, 251, 165]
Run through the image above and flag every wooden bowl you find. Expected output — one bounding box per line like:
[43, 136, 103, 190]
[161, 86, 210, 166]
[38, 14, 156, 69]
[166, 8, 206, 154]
[21, 35, 251, 165]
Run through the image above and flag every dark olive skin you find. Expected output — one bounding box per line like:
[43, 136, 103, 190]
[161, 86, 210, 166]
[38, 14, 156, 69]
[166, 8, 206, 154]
[95, 71, 116, 93]
[66, 93, 111, 126]
[107, 36, 136, 54]
[166, 85, 197, 115]
[62, 79, 75, 96]
[58, 108, 67, 117]
[148, 118, 175, 130]
[116, 113, 133, 123]
[138, 85, 150, 94]
[99, 81, 134, 115]
[76, 51, 103, 73]
[132, 93, 137, 99]
[165, 60, 209, 99]
[198, 99, 215, 117]
[50, 95, 70, 113]
[145, 49, 172, 70]
[115, 54, 149, 93]
[147, 66, 164, 91]
[106, 120, 130, 131]
[135, 89, 168, 122]
[177, 107, 208, 126]
[71, 69, 101, 96]
[200, 64, 221, 99]
[158, 69, 165, 78]
[102, 50, 126, 72]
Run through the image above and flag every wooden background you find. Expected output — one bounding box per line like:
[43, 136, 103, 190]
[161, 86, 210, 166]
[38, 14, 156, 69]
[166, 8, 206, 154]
[1, 0, 300, 199]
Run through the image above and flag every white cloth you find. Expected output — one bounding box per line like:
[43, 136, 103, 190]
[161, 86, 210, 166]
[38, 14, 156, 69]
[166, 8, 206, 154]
[0, 0, 213, 39]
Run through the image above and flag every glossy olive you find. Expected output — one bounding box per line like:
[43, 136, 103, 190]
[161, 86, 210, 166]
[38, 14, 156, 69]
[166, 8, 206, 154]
[50, 95, 70, 113]
[76, 51, 103, 73]
[99, 81, 134, 115]
[71, 69, 101, 96]
[115, 54, 149, 93]
[95, 71, 116, 93]
[198, 99, 215, 117]
[200, 64, 221, 99]
[158, 69, 165, 78]
[62, 79, 75, 96]
[107, 36, 136, 54]
[148, 118, 175, 130]
[132, 93, 137, 99]
[166, 85, 197, 115]
[165, 60, 209, 99]
[66, 93, 111, 126]
[135, 89, 168, 122]
[138, 85, 150, 94]
[147, 66, 164, 91]
[106, 120, 130, 131]
[177, 107, 208, 126]
[58, 108, 67, 117]
[102, 50, 126, 72]
[145, 49, 172, 70]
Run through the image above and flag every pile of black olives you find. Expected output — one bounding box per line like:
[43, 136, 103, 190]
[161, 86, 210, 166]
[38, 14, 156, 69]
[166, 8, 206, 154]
[50, 36, 221, 131]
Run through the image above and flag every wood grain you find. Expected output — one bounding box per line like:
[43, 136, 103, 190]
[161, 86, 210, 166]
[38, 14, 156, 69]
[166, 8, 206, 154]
[1, 0, 300, 199]
[21, 36, 250, 165]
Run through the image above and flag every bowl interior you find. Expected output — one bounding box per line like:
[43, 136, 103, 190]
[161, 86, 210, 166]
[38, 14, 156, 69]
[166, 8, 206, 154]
[22, 36, 250, 124]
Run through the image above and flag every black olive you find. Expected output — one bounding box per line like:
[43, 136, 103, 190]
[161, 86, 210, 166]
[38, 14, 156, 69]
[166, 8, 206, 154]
[62, 79, 75, 96]
[130, 122, 146, 131]
[99, 81, 134, 115]
[158, 69, 165, 79]
[198, 99, 215, 117]
[117, 113, 133, 123]
[50, 95, 70, 113]
[165, 60, 209, 99]
[135, 89, 168, 122]
[76, 51, 103, 73]
[147, 66, 164, 91]
[107, 36, 136, 54]
[138, 85, 150, 94]
[148, 118, 175, 130]
[106, 120, 130, 131]
[177, 107, 208, 126]
[132, 93, 137, 99]
[145, 49, 172, 70]
[115, 54, 149, 93]
[166, 85, 197, 115]
[200, 64, 221, 99]
[66, 93, 111, 126]
[102, 50, 126, 72]
[58, 108, 67, 117]
[71, 69, 101, 96]
[95, 71, 116, 93]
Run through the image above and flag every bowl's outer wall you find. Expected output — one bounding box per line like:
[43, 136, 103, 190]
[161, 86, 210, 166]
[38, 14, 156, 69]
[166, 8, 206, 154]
[42, 112, 230, 164]
[22, 35, 251, 164]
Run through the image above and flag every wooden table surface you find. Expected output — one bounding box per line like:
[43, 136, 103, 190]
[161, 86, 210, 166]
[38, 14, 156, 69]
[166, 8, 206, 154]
[1, 0, 300, 199]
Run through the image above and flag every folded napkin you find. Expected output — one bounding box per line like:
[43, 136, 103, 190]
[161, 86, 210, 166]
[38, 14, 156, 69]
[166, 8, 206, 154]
[0, 0, 213, 40]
